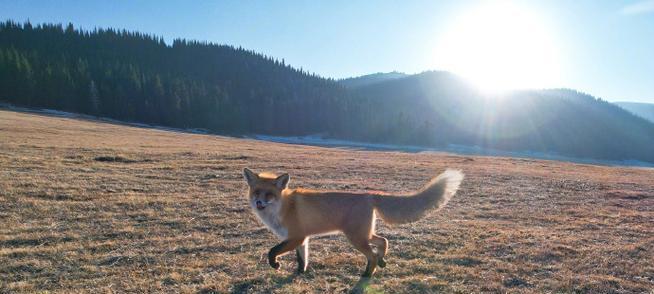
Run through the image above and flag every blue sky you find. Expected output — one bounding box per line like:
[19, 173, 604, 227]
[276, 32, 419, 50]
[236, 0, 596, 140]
[1, 0, 653, 102]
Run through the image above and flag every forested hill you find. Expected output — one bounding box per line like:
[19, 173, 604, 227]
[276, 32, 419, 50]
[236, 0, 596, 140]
[347, 71, 654, 163]
[0, 21, 359, 135]
[1, 21, 653, 164]
[338, 72, 408, 88]
[615, 101, 654, 123]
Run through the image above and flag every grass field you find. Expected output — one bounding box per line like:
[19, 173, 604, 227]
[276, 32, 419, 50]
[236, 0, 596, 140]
[1, 109, 653, 293]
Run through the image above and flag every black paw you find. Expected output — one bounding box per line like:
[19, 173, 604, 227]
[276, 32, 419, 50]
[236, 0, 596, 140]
[297, 266, 305, 273]
[268, 250, 281, 269]
[269, 260, 281, 270]
[378, 258, 386, 268]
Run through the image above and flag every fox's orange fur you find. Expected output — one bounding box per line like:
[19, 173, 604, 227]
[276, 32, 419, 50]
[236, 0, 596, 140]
[243, 168, 464, 277]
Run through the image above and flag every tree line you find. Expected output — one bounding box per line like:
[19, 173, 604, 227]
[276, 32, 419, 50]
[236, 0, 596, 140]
[0, 20, 368, 136]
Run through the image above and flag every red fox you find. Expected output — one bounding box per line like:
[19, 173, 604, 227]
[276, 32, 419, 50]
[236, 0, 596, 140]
[243, 168, 464, 277]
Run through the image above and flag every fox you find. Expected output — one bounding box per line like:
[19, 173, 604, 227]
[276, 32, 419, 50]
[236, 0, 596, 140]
[243, 167, 464, 277]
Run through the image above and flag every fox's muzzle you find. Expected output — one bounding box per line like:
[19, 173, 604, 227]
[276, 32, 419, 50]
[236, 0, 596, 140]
[256, 200, 265, 210]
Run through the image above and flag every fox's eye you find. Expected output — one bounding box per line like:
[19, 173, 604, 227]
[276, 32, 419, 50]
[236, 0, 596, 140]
[253, 189, 261, 195]
[265, 192, 274, 200]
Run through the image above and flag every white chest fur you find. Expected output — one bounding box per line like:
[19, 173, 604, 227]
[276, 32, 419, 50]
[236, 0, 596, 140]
[253, 207, 288, 239]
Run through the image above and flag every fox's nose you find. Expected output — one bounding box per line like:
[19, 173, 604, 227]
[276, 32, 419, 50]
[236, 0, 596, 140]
[256, 200, 265, 210]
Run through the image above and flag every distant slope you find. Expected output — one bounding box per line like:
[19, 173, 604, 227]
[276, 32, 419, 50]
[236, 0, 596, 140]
[338, 71, 408, 88]
[346, 71, 654, 163]
[615, 101, 654, 123]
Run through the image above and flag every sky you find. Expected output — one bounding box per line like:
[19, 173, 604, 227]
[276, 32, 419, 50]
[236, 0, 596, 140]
[1, 0, 653, 102]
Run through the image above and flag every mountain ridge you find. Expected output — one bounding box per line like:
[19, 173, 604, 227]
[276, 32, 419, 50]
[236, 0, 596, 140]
[614, 101, 654, 123]
[338, 71, 408, 88]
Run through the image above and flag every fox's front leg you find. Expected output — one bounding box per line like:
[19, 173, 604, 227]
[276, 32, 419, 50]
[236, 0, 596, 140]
[295, 238, 309, 273]
[268, 238, 305, 270]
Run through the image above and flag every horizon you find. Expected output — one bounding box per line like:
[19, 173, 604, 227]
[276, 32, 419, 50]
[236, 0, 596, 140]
[1, 0, 653, 103]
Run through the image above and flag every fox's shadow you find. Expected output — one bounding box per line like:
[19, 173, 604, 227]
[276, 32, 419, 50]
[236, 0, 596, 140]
[350, 277, 372, 294]
[228, 272, 299, 294]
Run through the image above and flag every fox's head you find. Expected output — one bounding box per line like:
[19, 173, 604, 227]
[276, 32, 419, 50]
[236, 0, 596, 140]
[243, 168, 289, 211]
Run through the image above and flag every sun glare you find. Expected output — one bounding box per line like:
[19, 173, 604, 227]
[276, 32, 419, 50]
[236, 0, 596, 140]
[434, 2, 562, 93]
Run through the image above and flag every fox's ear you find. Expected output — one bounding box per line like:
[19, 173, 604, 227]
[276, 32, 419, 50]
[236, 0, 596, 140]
[274, 173, 290, 190]
[243, 168, 258, 186]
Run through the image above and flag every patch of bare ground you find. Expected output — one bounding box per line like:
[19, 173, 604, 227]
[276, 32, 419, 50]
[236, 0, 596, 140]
[1, 109, 653, 293]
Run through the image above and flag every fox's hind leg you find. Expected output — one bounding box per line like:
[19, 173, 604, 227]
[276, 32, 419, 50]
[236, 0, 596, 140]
[295, 238, 309, 273]
[343, 211, 378, 277]
[370, 234, 388, 268]
[346, 234, 378, 277]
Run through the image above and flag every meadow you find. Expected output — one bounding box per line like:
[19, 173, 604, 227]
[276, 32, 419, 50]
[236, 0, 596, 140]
[0, 109, 652, 293]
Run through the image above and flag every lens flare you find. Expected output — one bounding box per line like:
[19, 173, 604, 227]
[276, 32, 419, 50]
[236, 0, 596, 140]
[434, 1, 563, 93]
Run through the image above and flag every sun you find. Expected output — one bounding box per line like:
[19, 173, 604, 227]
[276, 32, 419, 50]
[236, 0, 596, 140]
[434, 2, 562, 93]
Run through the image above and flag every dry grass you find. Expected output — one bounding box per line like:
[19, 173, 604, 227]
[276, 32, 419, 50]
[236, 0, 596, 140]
[0, 109, 653, 293]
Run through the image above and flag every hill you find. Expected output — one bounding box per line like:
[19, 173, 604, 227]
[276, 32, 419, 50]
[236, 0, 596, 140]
[348, 71, 654, 163]
[338, 71, 408, 88]
[615, 101, 654, 123]
[1, 20, 653, 164]
[1, 109, 652, 293]
[0, 20, 354, 136]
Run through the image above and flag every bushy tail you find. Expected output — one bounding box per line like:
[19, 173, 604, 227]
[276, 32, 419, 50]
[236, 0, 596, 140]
[373, 169, 464, 225]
